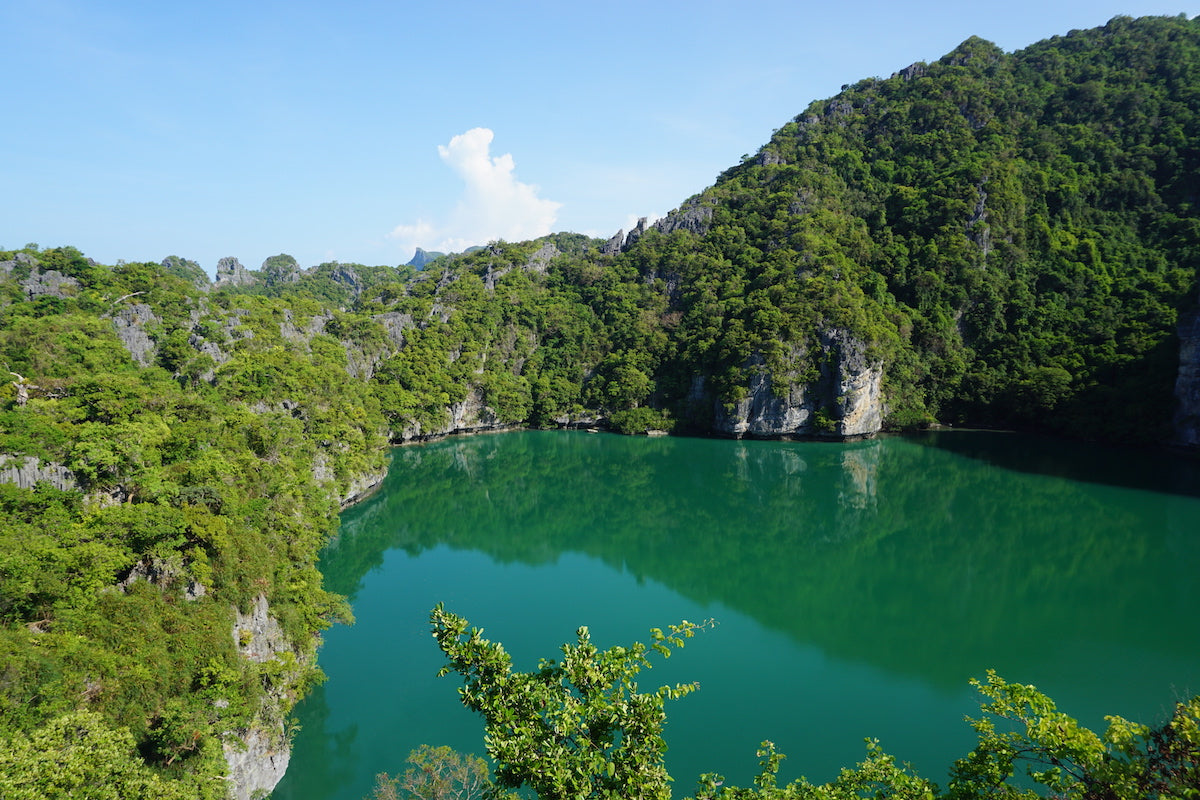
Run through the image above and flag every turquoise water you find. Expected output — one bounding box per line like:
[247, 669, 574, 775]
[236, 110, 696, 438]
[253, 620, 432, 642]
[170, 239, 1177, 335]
[273, 429, 1200, 799]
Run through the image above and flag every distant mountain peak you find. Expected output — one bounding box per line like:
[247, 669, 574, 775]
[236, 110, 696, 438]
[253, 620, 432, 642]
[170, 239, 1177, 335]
[407, 247, 445, 268]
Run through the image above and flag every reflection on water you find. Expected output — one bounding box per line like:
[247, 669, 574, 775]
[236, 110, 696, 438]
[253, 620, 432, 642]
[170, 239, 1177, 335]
[276, 430, 1200, 800]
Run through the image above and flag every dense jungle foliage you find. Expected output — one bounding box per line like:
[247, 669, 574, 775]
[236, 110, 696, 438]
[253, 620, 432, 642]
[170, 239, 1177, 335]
[427, 608, 1200, 800]
[639, 12, 1200, 439]
[0, 12, 1198, 798]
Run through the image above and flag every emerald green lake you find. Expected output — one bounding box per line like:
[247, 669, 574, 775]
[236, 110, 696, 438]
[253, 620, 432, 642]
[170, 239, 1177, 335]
[273, 429, 1200, 800]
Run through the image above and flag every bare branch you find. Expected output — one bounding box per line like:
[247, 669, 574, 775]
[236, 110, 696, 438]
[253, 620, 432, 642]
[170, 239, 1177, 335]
[110, 291, 148, 307]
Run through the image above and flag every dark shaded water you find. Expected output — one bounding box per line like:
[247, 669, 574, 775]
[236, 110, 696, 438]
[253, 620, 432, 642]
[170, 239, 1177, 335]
[273, 430, 1200, 799]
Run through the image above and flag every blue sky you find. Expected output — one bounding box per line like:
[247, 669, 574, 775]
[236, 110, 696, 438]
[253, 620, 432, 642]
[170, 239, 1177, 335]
[2, 1, 1197, 274]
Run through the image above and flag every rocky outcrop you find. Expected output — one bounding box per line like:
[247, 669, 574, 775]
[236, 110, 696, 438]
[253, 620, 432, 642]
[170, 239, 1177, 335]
[824, 329, 885, 436]
[184, 309, 259, 381]
[711, 329, 884, 439]
[395, 385, 516, 442]
[328, 264, 364, 298]
[623, 217, 650, 250]
[232, 593, 287, 663]
[550, 412, 605, 430]
[524, 242, 559, 274]
[20, 267, 79, 301]
[601, 229, 625, 256]
[339, 468, 388, 508]
[279, 309, 332, 346]
[893, 62, 928, 81]
[603, 200, 716, 257]
[1173, 296, 1200, 449]
[374, 311, 416, 349]
[224, 727, 291, 800]
[311, 450, 389, 508]
[214, 257, 256, 288]
[0, 455, 78, 491]
[225, 594, 293, 799]
[119, 555, 207, 601]
[601, 217, 649, 256]
[966, 180, 992, 259]
[109, 303, 161, 366]
[161, 256, 211, 291]
[0, 251, 37, 279]
[261, 254, 302, 286]
[654, 199, 715, 239]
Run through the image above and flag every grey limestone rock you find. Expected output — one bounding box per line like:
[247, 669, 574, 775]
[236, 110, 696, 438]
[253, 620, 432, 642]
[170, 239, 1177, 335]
[261, 254, 302, 285]
[279, 309, 332, 346]
[623, 217, 649, 250]
[161, 255, 211, 290]
[0, 455, 78, 492]
[328, 264, 364, 298]
[339, 467, 389, 508]
[373, 311, 416, 349]
[119, 556, 207, 601]
[20, 268, 79, 300]
[394, 385, 517, 442]
[758, 149, 785, 166]
[712, 329, 884, 440]
[223, 727, 291, 800]
[407, 247, 444, 268]
[966, 181, 992, 258]
[1173, 295, 1200, 449]
[225, 594, 293, 799]
[713, 351, 812, 438]
[893, 62, 927, 81]
[110, 303, 161, 367]
[232, 593, 287, 664]
[823, 328, 884, 437]
[0, 251, 37, 279]
[601, 229, 625, 256]
[824, 98, 855, 119]
[214, 257, 256, 288]
[653, 199, 715, 239]
[525, 242, 560, 274]
[187, 333, 230, 382]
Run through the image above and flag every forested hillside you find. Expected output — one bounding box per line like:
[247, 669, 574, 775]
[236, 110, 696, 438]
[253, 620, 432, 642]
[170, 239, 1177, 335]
[0, 13, 1198, 799]
[627, 13, 1200, 441]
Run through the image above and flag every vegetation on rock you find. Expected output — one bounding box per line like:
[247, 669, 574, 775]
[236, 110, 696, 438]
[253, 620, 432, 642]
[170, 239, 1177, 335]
[0, 12, 1198, 797]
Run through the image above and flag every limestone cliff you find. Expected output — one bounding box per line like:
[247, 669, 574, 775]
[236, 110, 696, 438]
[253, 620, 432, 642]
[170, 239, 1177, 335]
[394, 385, 518, 442]
[0, 455, 78, 491]
[214, 257, 257, 288]
[0, 252, 82, 302]
[1174, 295, 1200, 449]
[709, 329, 884, 439]
[224, 594, 295, 800]
[109, 302, 161, 367]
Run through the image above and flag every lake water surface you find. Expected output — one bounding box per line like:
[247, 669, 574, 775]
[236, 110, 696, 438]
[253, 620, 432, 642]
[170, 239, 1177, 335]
[273, 429, 1200, 800]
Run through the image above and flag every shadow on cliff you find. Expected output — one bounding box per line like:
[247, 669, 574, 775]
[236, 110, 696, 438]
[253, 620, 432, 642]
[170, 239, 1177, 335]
[908, 427, 1200, 500]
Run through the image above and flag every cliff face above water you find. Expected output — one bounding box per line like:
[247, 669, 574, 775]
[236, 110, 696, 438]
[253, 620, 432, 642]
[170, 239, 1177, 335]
[1174, 295, 1200, 449]
[708, 330, 884, 439]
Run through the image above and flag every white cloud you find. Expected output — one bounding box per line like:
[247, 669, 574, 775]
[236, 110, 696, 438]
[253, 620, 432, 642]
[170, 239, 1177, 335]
[387, 128, 561, 257]
[387, 218, 435, 246]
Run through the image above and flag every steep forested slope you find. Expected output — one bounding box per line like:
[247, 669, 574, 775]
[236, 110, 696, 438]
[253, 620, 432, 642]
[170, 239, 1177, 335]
[623, 13, 1200, 441]
[0, 249, 387, 797]
[0, 13, 1198, 799]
